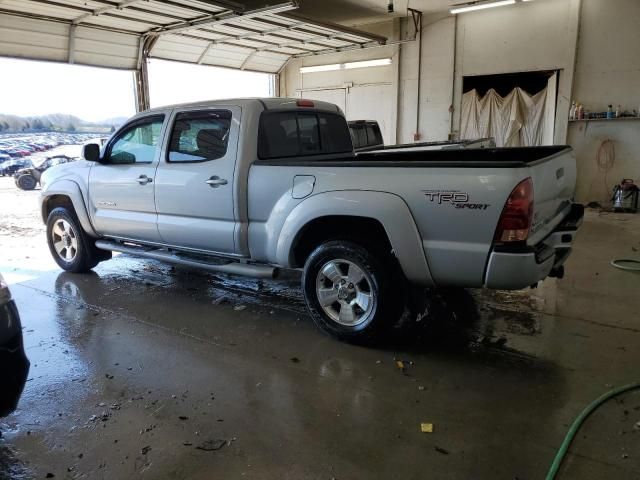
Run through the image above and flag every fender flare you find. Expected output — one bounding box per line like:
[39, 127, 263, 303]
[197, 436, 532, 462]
[275, 190, 434, 286]
[41, 179, 98, 237]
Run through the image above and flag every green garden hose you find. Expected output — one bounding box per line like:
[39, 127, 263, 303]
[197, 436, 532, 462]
[610, 259, 640, 272]
[546, 382, 640, 480]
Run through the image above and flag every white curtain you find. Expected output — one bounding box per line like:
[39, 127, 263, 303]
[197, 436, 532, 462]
[460, 83, 553, 147]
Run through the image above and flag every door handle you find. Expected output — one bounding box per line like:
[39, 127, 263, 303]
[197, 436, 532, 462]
[205, 176, 228, 188]
[137, 175, 153, 185]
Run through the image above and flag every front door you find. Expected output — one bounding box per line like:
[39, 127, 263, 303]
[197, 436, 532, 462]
[88, 114, 167, 243]
[154, 106, 239, 254]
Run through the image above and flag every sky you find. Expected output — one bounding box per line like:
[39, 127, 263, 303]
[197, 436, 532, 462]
[0, 58, 271, 122]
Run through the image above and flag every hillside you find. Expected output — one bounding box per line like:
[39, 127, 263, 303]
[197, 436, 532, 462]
[0, 113, 126, 133]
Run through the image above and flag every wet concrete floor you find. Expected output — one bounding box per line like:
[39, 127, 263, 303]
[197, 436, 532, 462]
[1, 178, 639, 479]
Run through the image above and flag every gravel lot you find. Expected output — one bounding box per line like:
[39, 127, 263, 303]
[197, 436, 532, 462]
[0, 144, 86, 282]
[0, 172, 56, 282]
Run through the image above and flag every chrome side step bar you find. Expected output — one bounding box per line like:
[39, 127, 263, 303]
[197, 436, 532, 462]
[95, 240, 278, 279]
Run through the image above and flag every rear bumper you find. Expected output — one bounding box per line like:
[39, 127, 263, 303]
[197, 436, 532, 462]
[484, 204, 584, 289]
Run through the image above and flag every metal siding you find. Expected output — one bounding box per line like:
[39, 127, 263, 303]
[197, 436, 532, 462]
[0, 2, 387, 73]
[74, 26, 139, 69]
[0, 13, 70, 63]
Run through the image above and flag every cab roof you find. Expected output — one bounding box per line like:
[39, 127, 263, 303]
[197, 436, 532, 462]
[144, 97, 342, 116]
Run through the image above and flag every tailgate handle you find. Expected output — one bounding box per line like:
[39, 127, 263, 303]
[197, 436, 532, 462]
[556, 167, 564, 179]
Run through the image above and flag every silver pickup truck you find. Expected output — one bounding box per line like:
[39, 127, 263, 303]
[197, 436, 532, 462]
[40, 98, 583, 342]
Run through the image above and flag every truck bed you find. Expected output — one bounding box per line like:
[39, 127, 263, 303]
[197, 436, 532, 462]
[360, 137, 495, 153]
[255, 145, 570, 169]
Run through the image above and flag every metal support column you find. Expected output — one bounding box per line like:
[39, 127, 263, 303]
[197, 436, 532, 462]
[133, 34, 158, 112]
[133, 62, 151, 113]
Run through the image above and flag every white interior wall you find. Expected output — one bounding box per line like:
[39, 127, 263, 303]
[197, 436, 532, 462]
[568, 0, 640, 203]
[451, 0, 581, 145]
[397, 13, 455, 144]
[279, 0, 640, 201]
[280, 21, 400, 144]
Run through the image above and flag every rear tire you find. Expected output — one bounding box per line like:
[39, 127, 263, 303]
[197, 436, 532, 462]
[46, 207, 106, 273]
[16, 174, 37, 190]
[302, 240, 404, 343]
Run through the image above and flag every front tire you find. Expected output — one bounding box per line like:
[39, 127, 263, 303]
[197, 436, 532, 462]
[302, 241, 404, 343]
[46, 207, 103, 273]
[16, 174, 37, 190]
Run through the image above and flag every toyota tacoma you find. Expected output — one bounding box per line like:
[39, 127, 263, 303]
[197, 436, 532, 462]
[39, 98, 583, 342]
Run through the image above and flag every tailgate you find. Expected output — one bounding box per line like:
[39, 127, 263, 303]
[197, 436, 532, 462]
[527, 147, 577, 245]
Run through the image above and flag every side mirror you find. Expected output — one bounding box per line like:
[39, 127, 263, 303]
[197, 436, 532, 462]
[83, 143, 101, 162]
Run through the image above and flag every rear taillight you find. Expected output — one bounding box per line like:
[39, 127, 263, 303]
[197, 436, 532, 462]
[494, 177, 534, 244]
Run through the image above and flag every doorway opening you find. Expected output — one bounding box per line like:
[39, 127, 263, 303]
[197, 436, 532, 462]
[461, 70, 559, 147]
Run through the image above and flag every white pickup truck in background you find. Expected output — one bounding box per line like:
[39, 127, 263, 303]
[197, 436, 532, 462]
[40, 98, 583, 342]
[348, 119, 495, 152]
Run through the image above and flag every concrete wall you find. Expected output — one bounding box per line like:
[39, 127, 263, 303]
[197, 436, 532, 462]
[397, 14, 455, 144]
[280, 0, 640, 201]
[280, 21, 400, 143]
[568, 0, 640, 203]
[450, 0, 581, 145]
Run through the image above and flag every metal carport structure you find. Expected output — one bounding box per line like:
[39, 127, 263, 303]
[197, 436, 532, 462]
[0, 0, 387, 110]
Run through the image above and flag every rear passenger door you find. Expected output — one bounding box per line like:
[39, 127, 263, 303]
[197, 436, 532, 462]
[154, 107, 240, 254]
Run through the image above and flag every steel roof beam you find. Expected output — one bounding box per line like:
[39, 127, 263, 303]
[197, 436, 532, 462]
[23, 0, 168, 27]
[0, 7, 142, 35]
[239, 50, 257, 70]
[232, 16, 381, 48]
[149, 1, 298, 36]
[186, 0, 245, 13]
[71, 0, 150, 25]
[193, 23, 329, 53]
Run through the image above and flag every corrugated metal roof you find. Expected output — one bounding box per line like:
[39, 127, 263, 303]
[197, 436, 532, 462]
[0, 1, 387, 73]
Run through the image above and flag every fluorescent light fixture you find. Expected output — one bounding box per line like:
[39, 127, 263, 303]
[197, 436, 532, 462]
[450, 0, 515, 14]
[300, 58, 392, 74]
[299, 63, 341, 73]
[344, 58, 392, 69]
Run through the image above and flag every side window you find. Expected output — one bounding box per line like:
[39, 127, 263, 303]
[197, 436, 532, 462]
[355, 126, 367, 149]
[108, 116, 164, 164]
[365, 124, 383, 146]
[349, 125, 360, 149]
[258, 111, 353, 159]
[168, 110, 231, 162]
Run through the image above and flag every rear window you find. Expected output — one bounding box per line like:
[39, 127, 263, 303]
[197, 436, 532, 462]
[258, 111, 352, 159]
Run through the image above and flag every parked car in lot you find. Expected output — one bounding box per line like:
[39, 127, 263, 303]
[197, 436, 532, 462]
[0, 273, 29, 418]
[40, 98, 583, 342]
[0, 158, 32, 176]
[15, 155, 75, 190]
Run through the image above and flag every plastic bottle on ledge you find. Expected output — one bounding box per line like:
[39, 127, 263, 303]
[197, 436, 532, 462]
[615, 105, 621, 118]
[607, 105, 613, 119]
[569, 101, 576, 120]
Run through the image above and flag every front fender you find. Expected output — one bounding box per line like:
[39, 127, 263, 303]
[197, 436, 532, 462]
[40, 180, 97, 237]
[275, 191, 434, 286]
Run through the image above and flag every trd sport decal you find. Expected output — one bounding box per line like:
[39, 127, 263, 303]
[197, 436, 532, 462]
[422, 190, 490, 210]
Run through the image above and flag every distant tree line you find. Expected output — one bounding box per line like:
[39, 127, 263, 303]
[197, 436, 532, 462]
[0, 113, 121, 134]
